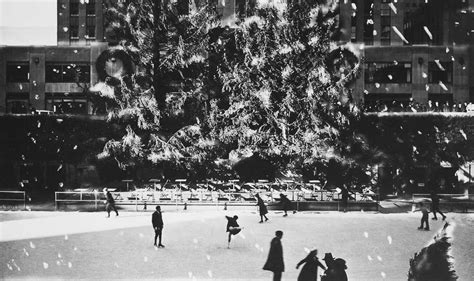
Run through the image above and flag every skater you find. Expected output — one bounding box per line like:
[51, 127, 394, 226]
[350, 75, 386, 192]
[430, 190, 446, 220]
[225, 215, 243, 248]
[340, 186, 349, 212]
[255, 193, 269, 223]
[296, 249, 326, 281]
[279, 193, 294, 216]
[104, 188, 118, 217]
[416, 202, 430, 231]
[263, 230, 285, 281]
[152, 205, 165, 247]
[321, 253, 348, 281]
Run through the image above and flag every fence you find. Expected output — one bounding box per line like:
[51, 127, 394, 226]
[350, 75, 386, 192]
[55, 189, 378, 211]
[0, 191, 26, 210]
[412, 193, 473, 212]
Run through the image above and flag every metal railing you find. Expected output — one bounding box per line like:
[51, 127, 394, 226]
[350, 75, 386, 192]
[0, 191, 26, 210]
[55, 189, 378, 210]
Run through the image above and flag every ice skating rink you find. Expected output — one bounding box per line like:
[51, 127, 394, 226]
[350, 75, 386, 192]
[1, 208, 473, 280]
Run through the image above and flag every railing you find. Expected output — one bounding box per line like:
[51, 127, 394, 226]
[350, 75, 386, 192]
[0, 191, 26, 210]
[412, 193, 467, 202]
[55, 189, 378, 210]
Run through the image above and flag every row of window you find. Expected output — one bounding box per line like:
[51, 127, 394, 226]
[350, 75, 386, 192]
[3, 60, 456, 85]
[70, 0, 96, 16]
[6, 93, 89, 114]
[6, 62, 90, 83]
[70, 15, 96, 39]
[365, 61, 453, 84]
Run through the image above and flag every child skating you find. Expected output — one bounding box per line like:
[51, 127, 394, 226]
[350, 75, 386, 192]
[225, 215, 243, 248]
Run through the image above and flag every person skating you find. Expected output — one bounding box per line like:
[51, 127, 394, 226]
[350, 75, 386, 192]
[430, 190, 446, 220]
[321, 253, 348, 281]
[416, 202, 430, 231]
[263, 230, 285, 281]
[279, 193, 295, 216]
[296, 249, 326, 281]
[104, 188, 119, 217]
[152, 205, 165, 247]
[340, 186, 349, 213]
[255, 193, 269, 223]
[225, 215, 243, 248]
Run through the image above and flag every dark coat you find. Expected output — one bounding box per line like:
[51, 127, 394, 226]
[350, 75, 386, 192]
[297, 255, 326, 281]
[257, 196, 268, 216]
[323, 258, 348, 281]
[225, 216, 239, 232]
[263, 237, 284, 273]
[280, 194, 292, 209]
[106, 191, 115, 204]
[152, 211, 163, 228]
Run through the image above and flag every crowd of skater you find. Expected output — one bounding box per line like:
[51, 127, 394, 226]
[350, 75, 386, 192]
[101, 187, 448, 280]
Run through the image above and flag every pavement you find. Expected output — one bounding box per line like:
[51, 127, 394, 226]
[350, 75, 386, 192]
[1, 209, 473, 280]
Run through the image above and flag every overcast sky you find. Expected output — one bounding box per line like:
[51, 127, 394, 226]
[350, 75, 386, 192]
[0, 0, 57, 46]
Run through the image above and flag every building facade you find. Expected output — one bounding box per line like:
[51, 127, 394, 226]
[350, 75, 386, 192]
[0, 0, 108, 115]
[339, 0, 474, 109]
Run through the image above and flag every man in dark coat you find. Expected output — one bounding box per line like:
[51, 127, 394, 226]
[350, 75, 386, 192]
[152, 205, 165, 247]
[430, 190, 446, 220]
[279, 193, 294, 217]
[296, 249, 326, 281]
[263, 230, 284, 281]
[255, 193, 269, 223]
[225, 215, 243, 248]
[104, 188, 119, 217]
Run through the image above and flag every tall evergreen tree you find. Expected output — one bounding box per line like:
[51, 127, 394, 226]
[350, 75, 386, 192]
[95, 0, 365, 181]
[206, 0, 363, 178]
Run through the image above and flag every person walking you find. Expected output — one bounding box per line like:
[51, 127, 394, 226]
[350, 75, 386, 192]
[296, 249, 326, 281]
[225, 215, 243, 248]
[152, 205, 165, 247]
[263, 230, 285, 281]
[104, 188, 119, 218]
[430, 191, 446, 220]
[255, 193, 269, 223]
[416, 202, 430, 231]
[279, 193, 294, 217]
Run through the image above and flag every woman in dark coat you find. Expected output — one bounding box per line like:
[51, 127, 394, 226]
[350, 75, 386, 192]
[322, 253, 348, 281]
[255, 193, 269, 223]
[279, 193, 294, 216]
[296, 250, 327, 281]
[263, 230, 284, 281]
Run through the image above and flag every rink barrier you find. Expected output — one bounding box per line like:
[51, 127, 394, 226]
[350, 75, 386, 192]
[54, 190, 378, 211]
[0, 191, 26, 210]
[412, 193, 473, 213]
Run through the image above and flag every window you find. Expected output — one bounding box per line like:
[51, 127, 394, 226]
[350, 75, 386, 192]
[86, 16, 96, 38]
[6, 93, 29, 114]
[7, 62, 29, 82]
[351, 5, 357, 42]
[45, 93, 88, 114]
[86, 0, 95, 15]
[428, 61, 453, 84]
[365, 62, 412, 84]
[363, 0, 374, 45]
[70, 15, 79, 39]
[70, 0, 79, 15]
[46, 63, 90, 83]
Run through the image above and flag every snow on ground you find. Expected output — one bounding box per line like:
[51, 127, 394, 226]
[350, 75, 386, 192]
[1, 209, 473, 281]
